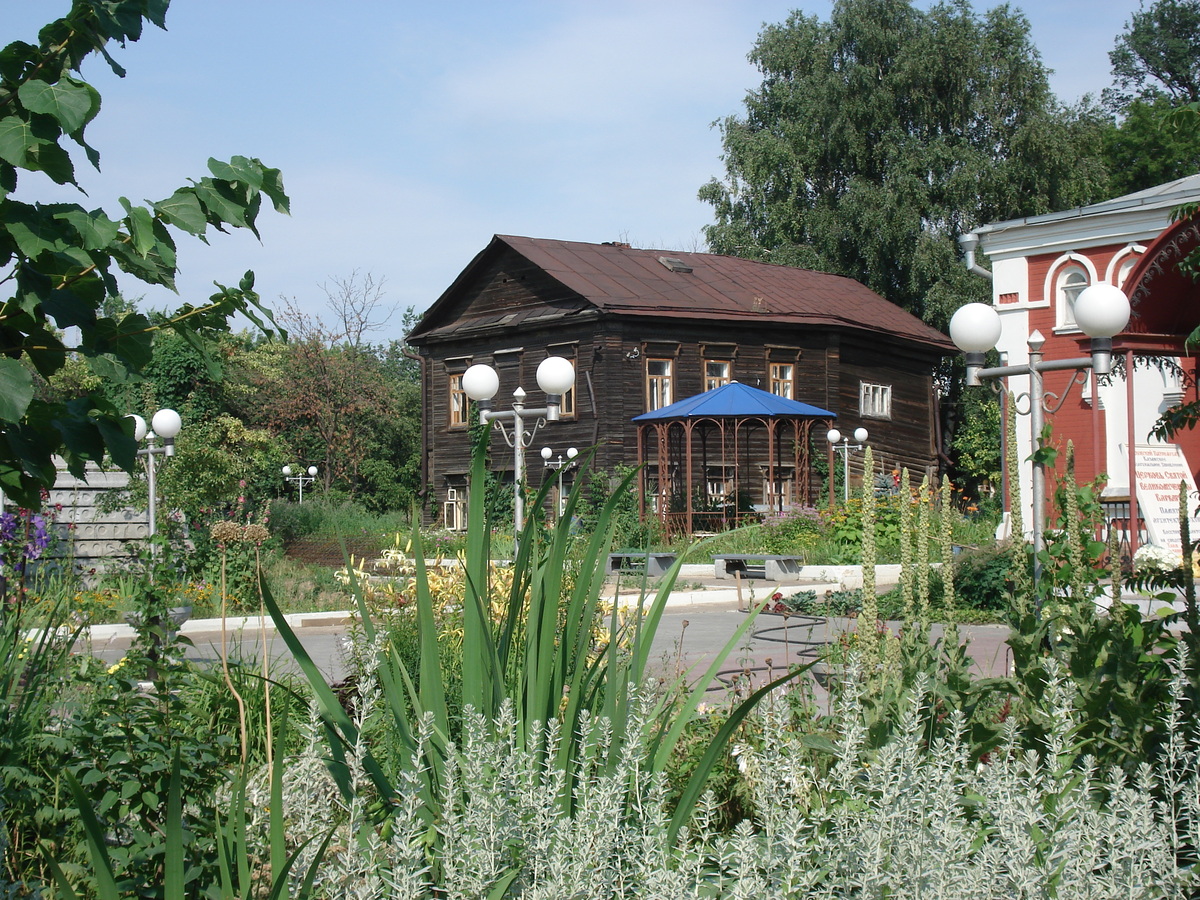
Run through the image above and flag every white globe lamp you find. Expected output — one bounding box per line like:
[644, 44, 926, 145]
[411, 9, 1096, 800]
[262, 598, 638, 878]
[462, 364, 500, 402]
[151, 408, 182, 440]
[536, 356, 575, 395]
[127, 414, 148, 442]
[1074, 283, 1130, 376]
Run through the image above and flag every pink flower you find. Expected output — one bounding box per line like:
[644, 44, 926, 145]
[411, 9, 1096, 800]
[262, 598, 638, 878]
[238, 497, 246, 505]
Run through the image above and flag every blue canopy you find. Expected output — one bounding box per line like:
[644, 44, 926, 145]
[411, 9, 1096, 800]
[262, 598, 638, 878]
[632, 381, 836, 421]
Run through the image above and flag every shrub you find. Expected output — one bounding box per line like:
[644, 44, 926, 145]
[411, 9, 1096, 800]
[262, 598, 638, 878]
[952, 543, 1016, 613]
[761, 506, 826, 555]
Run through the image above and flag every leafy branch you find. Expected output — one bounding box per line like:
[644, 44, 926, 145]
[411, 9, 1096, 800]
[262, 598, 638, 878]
[0, 1, 289, 508]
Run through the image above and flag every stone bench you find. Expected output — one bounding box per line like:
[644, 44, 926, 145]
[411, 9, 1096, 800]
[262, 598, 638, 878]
[712, 554, 804, 581]
[606, 551, 678, 578]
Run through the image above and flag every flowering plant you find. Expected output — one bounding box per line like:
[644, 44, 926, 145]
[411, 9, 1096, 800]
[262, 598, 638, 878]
[0, 505, 55, 620]
[1133, 543, 1183, 573]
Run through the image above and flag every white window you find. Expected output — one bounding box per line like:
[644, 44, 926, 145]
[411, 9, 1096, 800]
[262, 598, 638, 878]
[647, 358, 673, 410]
[443, 487, 466, 531]
[704, 359, 731, 391]
[1056, 266, 1088, 330]
[860, 382, 892, 419]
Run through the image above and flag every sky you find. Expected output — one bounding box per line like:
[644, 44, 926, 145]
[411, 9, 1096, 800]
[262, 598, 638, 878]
[8, 0, 1142, 342]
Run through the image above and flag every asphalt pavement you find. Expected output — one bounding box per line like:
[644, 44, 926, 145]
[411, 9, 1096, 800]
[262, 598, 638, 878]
[74, 566, 1018, 696]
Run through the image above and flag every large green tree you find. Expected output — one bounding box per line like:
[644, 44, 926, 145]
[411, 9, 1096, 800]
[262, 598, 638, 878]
[1107, 0, 1200, 108]
[1099, 0, 1200, 196]
[699, 0, 1110, 328]
[1102, 95, 1200, 195]
[0, 1, 288, 508]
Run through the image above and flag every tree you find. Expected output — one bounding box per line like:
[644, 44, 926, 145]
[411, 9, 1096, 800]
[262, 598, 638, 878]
[0, 2, 288, 508]
[1106, 0, 1200, 109]
[229, 313, 421, 511]
[699, 0, 1110, 329]
[319, 269, 394, 350]
[1101, 95, 1200, 195]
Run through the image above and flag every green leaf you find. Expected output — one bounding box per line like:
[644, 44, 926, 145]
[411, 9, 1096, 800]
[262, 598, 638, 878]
[42, 287, 97, 330]
[0, 116, 37, 168]
[6, 204, 68, 260]
[208, 155, 262, 189]
[18, 77, 99, 134]
[119, 197, 157, 257]
[30, 139, 76, 185]
[55, 207, 121, 250]
[193, 178, 253, 233]
[0, 359, 34, 422]
[153, 188, 206, 235]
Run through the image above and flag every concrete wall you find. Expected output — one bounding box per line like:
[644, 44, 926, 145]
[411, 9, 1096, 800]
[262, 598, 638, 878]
[45, 462, 146, 572]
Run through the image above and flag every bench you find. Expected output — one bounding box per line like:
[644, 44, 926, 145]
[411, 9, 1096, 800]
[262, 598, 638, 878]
[712, 554, 804, 581]
[606, 551, 677, 577]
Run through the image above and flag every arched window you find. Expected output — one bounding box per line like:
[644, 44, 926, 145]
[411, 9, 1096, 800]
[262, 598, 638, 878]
[1056, 266, 1089, 330]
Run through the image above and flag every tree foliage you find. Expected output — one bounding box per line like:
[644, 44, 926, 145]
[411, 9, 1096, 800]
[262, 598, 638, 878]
[226, 301, 422, 512]
[0, 1, 288, 508]
[699, 0, 1110, 328]
[1107, 0, 1200, 109]
[1101, 95, 1200, 196]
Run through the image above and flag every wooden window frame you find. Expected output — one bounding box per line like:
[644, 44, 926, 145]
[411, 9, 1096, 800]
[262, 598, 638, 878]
[704, 358, 731, 392]
[769, 362, 794, 399]
[646, 358, 673, 411]
[448, 372, 468, 428]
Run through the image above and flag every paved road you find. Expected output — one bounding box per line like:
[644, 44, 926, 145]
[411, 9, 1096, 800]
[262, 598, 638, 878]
[76, 577, 1015, 698]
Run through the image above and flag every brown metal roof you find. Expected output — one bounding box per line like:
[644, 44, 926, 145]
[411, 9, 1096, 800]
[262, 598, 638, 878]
[412, 235, 954, 351]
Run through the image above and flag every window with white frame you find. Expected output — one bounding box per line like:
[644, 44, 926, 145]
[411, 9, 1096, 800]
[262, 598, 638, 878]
[860, 382, 892, 418]
[1056, 266, 1089, 330]
[704, 359, 731, 391]
[769, 362, 794, 398]
[647, 358, 673, 410]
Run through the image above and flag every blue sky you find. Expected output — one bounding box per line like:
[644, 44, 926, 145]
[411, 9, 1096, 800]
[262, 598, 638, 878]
[9, 1, 1140, 341]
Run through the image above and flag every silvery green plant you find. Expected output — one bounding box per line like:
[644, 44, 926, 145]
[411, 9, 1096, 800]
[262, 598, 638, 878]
[221, 652, 1200, 898]
[718, 656, 1199, 898]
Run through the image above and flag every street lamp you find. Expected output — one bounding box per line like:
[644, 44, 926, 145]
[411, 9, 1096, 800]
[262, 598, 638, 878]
[282, 465, 319, 504]
[827, 426, 869, 502]
[949, 283, 1130, 593]
[541, 446, 579, 519]
[127, 408, 182, 544]
[462, 356, 576, 539]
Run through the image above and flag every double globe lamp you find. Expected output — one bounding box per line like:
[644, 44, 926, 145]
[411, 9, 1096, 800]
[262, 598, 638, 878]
[948, 282, 1131, 594]
[460, 356, 576, 538]
[126, 408, 183, 543]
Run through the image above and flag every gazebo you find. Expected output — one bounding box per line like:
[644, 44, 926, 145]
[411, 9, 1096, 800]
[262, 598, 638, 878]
[632, 382, 836, 536]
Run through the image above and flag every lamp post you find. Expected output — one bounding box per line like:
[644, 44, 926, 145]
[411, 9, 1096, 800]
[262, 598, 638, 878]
[827, 427, 869, 502]
[541, 445, 579, 519]
[127, 408, 182, 546]
[949, 283, 1130, 594]
[462, 356, 576, 540]
[282, 465, 319, 504]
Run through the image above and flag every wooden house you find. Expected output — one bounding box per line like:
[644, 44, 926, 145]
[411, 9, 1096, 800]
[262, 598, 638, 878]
[406, 235, 955, 530]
